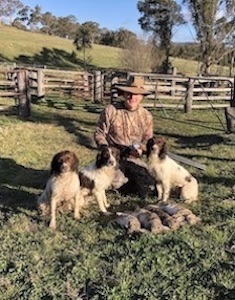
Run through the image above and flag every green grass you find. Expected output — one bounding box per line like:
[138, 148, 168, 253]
[0, 25, 122, 70]
[172, 57, 230, 77]
[0, 97, 235, 299]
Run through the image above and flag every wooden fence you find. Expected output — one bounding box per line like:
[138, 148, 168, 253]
[108, 72, 234, 112]
[0, 67, 234, 117]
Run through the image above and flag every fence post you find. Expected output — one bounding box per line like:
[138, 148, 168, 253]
[91, 73, 95, 102]
[17, 69, 31, 118]
[37, 69, 45, 101]
[171, 67, 177, 96]
[83, 72, 89, 99]
[224, 76, 235, 132]
[94, 70, 102, 103]
[231, 76, 235, 107]
[184, 78, 194, 113]
[110, 73, 119, 103]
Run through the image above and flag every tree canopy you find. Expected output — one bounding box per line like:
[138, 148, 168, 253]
[138, 0, 185, 71]
[184, 0, 235, 74]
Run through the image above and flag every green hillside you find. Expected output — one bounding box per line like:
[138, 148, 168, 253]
[0, 25, 122, 70]
[0, 25, 230, 76]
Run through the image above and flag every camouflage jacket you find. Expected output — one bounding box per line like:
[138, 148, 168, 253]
[94, 102, 153, 151]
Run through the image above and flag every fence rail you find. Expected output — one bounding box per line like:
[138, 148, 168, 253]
[119, 72, 234, 112]
[0, 67, 234, 117]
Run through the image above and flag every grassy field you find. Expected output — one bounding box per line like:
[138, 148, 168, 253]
[0, 25, 122, 70]
[0, 96, 235, 299]
[0, 25, 230, 76]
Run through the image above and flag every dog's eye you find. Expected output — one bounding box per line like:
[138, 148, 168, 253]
[103, 154, 109, 159]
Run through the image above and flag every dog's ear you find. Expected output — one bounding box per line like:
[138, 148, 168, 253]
[96, 152, 101, 167]
[120, 146, 132, 159]
[146, 138, 154, 158]
[120, 145, 141, 160]
[51, 152, 61, 174]
[96, 149, 105, 168]
[159, 139, 167, 159]
[71, 152, 79, 171]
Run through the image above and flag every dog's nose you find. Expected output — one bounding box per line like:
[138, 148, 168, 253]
[61, 162, 69, 170]
[110, 159, 116, 166]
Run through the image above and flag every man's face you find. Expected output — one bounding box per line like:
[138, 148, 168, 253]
[124, 92, 143, 111]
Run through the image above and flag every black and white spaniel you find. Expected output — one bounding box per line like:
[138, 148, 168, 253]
[146, 136, 198, 203]
[37, 150, 84, 230]
[79, 146, 117, 213]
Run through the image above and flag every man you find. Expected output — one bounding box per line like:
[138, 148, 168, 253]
[94, 76, 156, 196]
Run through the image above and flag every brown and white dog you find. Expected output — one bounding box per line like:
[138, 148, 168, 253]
[37, 150, 83, 230]
[79, 146, 117, 213]
[146, 136, 198, 203]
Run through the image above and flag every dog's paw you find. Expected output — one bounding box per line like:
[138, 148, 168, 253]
[105, 203, 110, 208]
[184, 198, 197, 204]
[74, 212, 81, 220]
[49, 220, 57, 231]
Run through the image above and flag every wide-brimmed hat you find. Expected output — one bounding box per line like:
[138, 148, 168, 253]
[115, 76, 151, 95]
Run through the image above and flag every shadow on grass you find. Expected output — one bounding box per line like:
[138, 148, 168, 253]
[32, 100, 229, 154]
[1, 104, 100, 150]
[176, 134, 225, 149]
[0, 157, 48, 211]
[30, 103, 99, 150]
[56, 115, 97, 150]
[197, 173, 234, 187]
[214, 287, 235, 300]
[15, 47, 97, 70]
[0, 53, 11, 62]
[3, 99, 233, 161]
[156, 115, 226, 132]
[156, 132, 226, 148]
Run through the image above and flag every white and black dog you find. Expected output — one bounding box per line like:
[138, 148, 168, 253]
[146, 136, 198, 203]
[79, 146, 117, 213]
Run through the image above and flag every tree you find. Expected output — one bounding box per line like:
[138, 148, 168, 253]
[120, 37, 164, 72]
[81, 21, 100, 44]
[56, 15, 78, 39]
[0, 0, 23, 24]
[99, 28, 137, 48]
[115, 28, 137, 48]
[28, 5, 42, 31]
[183, 0, 235, 74]
[99, 29, 117, 46]
[73, 24, 93, 70]
[41, 12, 57, 35]
[12, 4, 29, 29]
[137, 0, 185, 72]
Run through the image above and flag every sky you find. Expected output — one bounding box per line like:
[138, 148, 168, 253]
[21, 0, 196, 42]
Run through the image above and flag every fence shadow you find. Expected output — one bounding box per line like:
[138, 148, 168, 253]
[176, 134, 225, 149]
[30, 106, 98, 150]
[157, 115, 225, 132]
[0, 157, 48, 211]
[0, 53, 11, 62]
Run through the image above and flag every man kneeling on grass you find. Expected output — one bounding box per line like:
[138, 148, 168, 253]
[94, 76, 156, 197]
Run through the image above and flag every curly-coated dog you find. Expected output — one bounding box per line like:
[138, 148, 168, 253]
[37, 150, 83, 230]
[146, 136, 198, 203]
